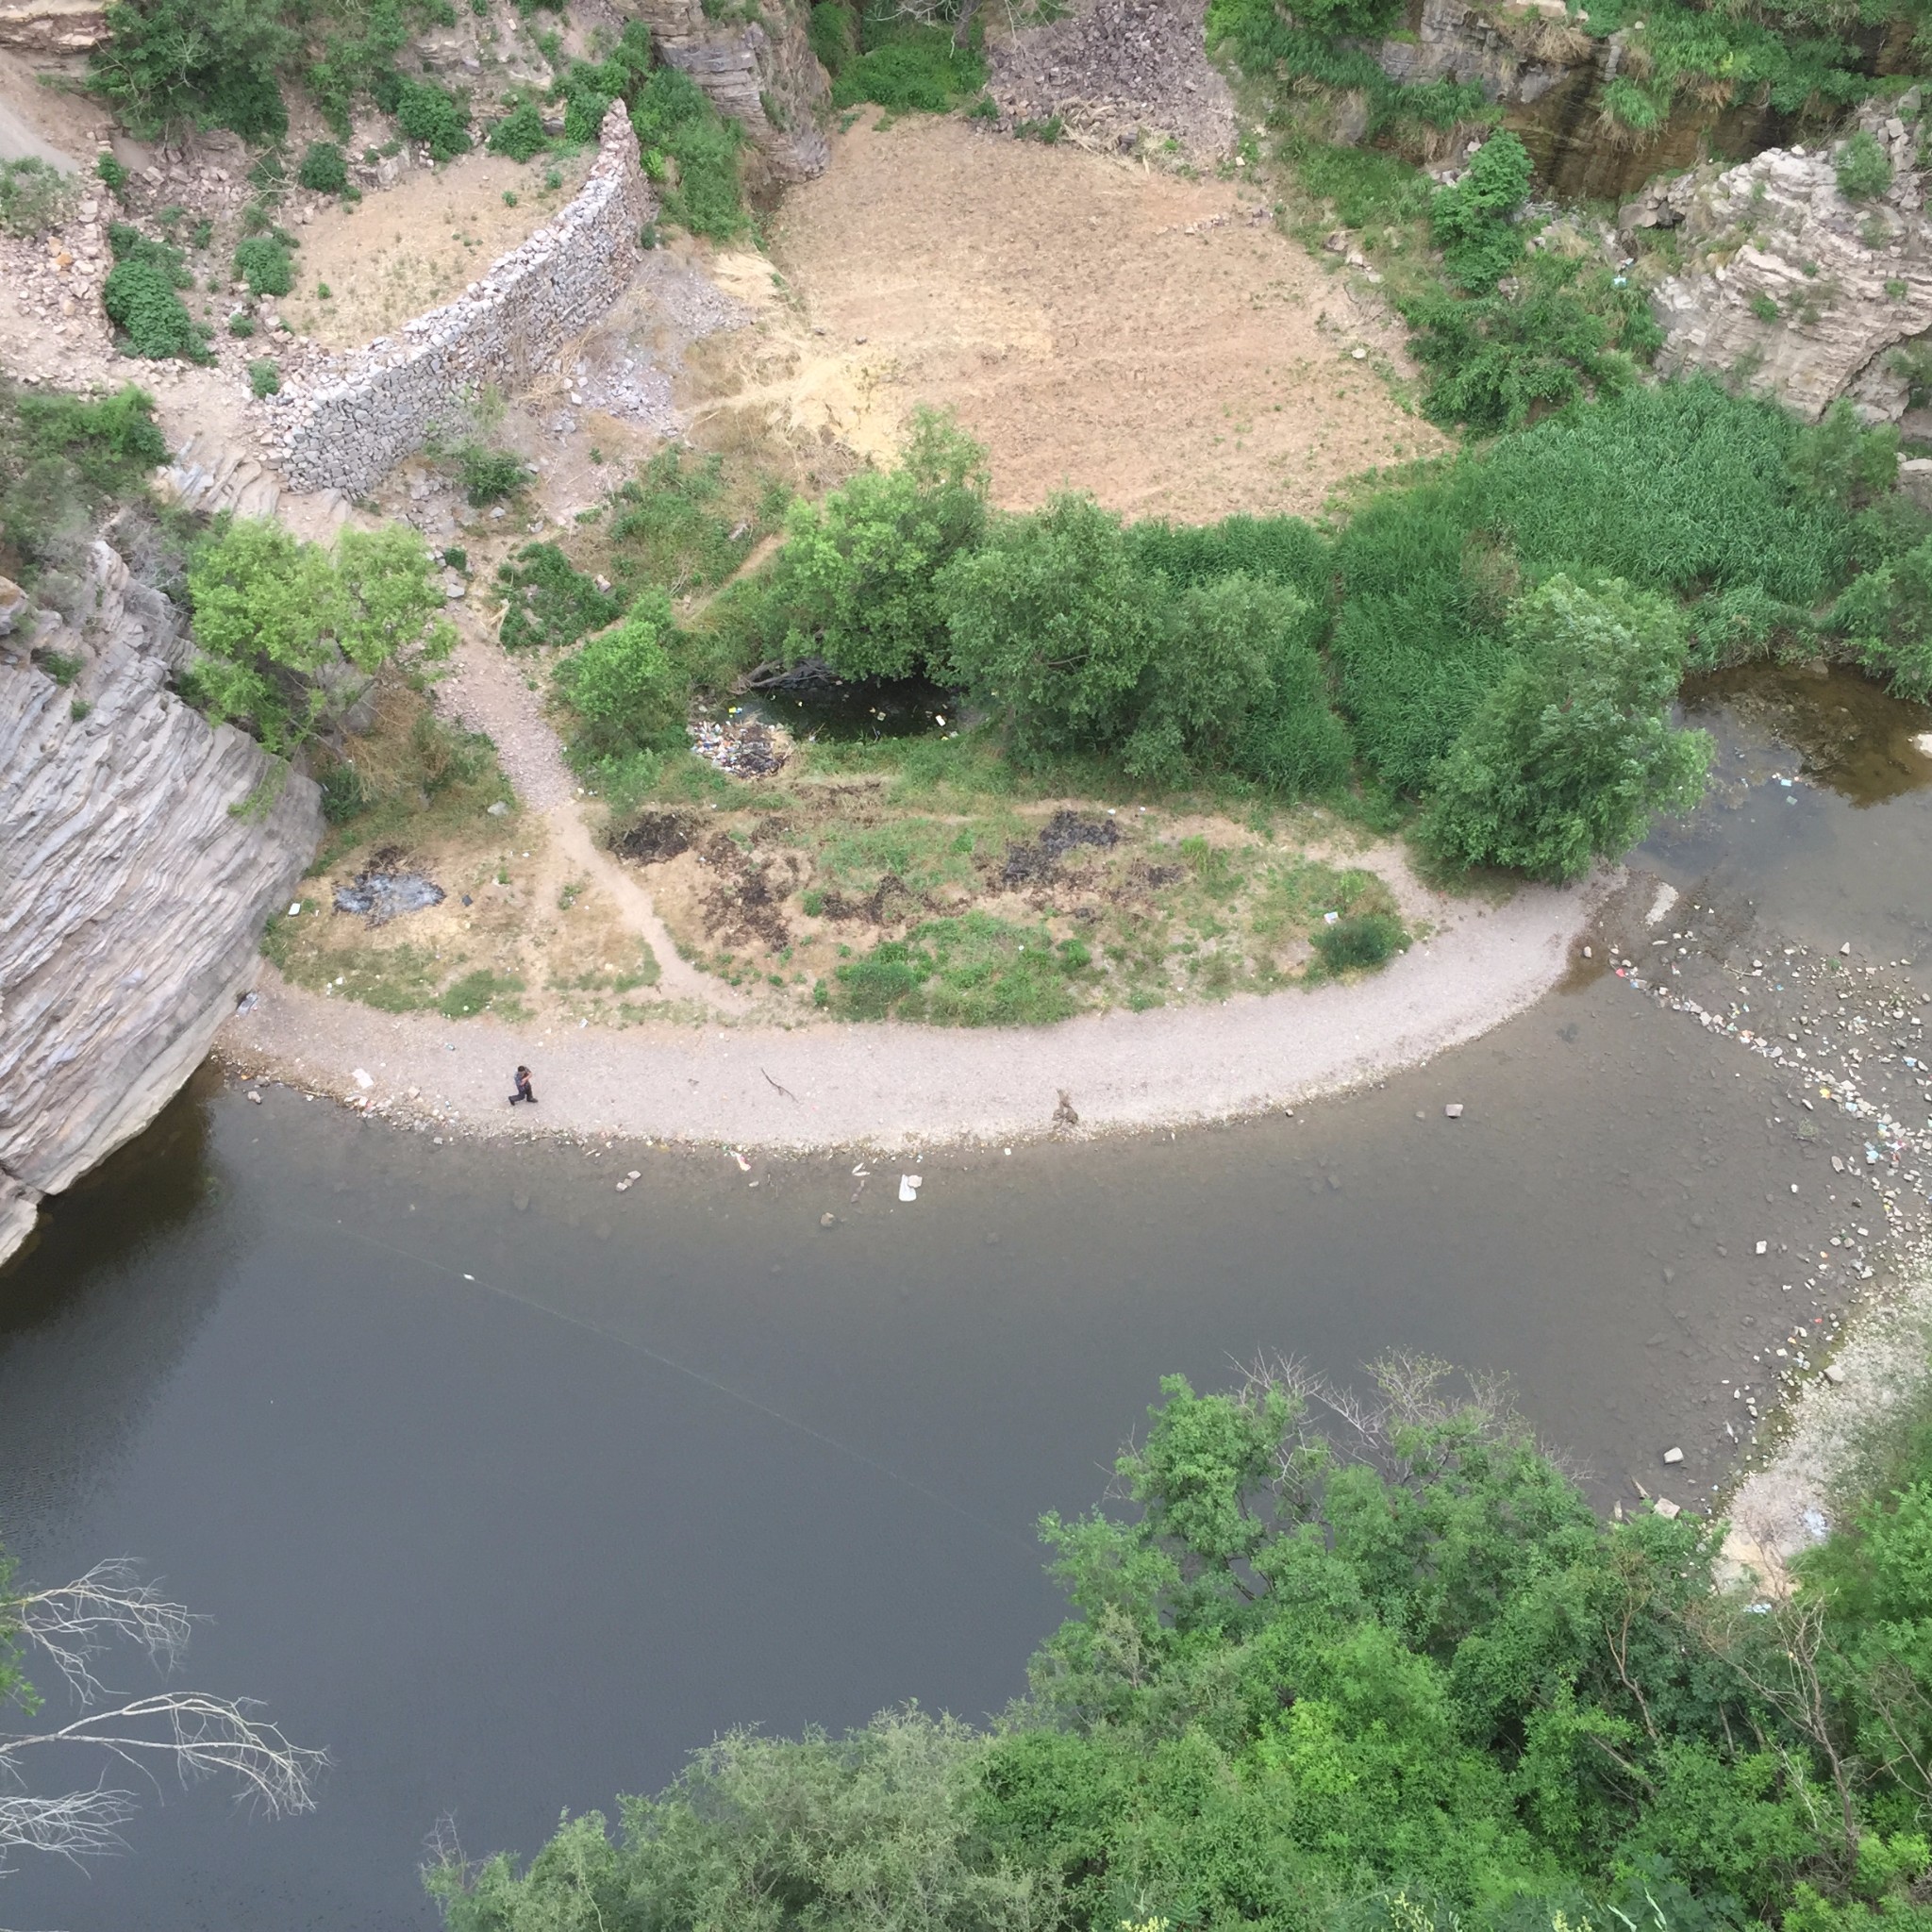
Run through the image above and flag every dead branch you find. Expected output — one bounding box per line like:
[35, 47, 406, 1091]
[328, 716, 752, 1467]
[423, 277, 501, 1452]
[10, 1559, 196, 1703]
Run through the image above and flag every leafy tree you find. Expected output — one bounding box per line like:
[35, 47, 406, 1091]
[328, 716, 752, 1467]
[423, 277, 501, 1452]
[184, 518, 454, 754]
[554, 592, 684, 760]
[774, 408, 990, 680]
[296, 139, 349, 193]
[941, 491, 1164, 762]
[1829, 536, 1932, 700]
[1419, 574, 1710, 880]
[87, 0, 293, 142]
[1429, 131, 1535, 293]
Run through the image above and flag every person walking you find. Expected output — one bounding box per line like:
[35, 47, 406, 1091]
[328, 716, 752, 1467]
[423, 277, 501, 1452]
[508, 1065, 537, 1106]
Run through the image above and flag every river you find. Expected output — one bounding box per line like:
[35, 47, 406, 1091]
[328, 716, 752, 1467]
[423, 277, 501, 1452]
[1, 669, 1927, 1929]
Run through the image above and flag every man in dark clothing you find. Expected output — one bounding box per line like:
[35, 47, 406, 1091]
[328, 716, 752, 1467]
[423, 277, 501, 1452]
[508, 1065, 536, 1106]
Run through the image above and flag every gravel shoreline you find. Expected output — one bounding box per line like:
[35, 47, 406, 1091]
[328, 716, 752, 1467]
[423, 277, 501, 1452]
[215, 872, 1601, 1150]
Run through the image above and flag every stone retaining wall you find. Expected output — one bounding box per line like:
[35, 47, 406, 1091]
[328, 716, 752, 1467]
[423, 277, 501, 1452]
[268, 100, 654, 498]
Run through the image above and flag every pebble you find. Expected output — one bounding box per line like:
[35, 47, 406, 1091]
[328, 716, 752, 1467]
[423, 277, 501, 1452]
[820, 1211, 836, 1227]
[1662, 1446, 1684, 1464]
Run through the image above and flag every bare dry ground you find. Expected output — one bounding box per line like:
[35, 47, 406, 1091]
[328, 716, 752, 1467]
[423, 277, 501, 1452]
[760, 116, 1441, 518]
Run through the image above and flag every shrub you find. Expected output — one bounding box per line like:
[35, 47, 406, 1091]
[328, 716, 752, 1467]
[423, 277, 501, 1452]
[395, 77, 471, 159]
[632, 67, 746, 240]
[1828, 535, 1932, 700]
[228, 311, 255, 337]
[829, 23, 987, 113]
[486, 99, 548, 160]
[1313, 908, 1406, 973]
[183, 519, 455, 753]
[1428, 131, 1534, 292]
[14, 384, 169, 482]
[1402, 255, 1659, 434]
[102, 225, 212, 362]
[496, 541, 623, 652]
[0, 158, 76, 239]
[233, 234, 293, 297]
[456, 443, 529, 506]
[1419, 574, 1710, 881]
[95, 152, 128, 192]
[772, 407, 991, 679]
[808, 0, 858, 75]
[88, 0, 292, 142]
[554, 591, 684, 758]
[248, 358, 280, 397]
[296, 140, 349, 192]
[1835, 128, 1893, 202]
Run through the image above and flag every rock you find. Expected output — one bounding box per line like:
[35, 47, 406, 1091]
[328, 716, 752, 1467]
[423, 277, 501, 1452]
[0, 0, 108, 53]
[819, 1211, 836, 1226]
[1900, 458, 1932, 514]
[1653, 1498, 1682, 1520]
[1646, 112, 1932, 424]
[1824, 1362, 1847, 1385]
[487, 799, 508, 816]
[0, 542, 322, 1268]
[1663, 1446, 1684, 1464]
[0, 576, 29, 639]
[1444, 1102, 1464, 1118]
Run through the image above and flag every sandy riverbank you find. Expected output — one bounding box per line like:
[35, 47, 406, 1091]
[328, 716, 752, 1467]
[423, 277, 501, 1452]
[216, 870, 1601, 1149]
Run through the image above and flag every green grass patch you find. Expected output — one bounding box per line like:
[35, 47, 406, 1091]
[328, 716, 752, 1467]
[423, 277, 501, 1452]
[497, 542, 623, 652]
[436, 968, 525, 1020]
[833, 912, 1084, 1024]
[830, 9, 987, 113]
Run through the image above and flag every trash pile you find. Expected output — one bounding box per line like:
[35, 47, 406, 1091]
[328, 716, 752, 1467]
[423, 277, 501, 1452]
[333, 847, 445, 926]
[689, 711, 788, 778]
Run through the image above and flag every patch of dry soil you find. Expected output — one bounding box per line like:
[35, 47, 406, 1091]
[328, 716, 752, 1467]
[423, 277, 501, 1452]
[279, 148, 593, 348]
[761, 117, 1439, 520]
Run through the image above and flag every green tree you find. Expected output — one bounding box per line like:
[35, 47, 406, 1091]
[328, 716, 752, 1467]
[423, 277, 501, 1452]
[87, 0, 293, 142]
[774, 408, 989, 680]
[555, 591, 684, 758]
[1419, 574, 1710, 881]
[184, 518, 454, 754]
[1829, 536, 1932, 700]
[941, 491, 1162, 761]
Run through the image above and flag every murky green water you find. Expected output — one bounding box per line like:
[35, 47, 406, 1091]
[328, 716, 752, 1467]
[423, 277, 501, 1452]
[1, 669, 1927, 1930]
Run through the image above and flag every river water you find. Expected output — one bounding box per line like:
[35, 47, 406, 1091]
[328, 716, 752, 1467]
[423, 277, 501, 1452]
[2, 671, 1928, 1930]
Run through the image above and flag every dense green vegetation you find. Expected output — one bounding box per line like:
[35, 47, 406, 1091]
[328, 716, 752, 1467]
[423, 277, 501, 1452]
[0, 158, 76, 240]
[103, 223, 213, 362]
[182, 517, 454, 754]
[809, 0, 990, 115]
[427, 1361, 1932, 1931]
[554, 382, 1925, 883]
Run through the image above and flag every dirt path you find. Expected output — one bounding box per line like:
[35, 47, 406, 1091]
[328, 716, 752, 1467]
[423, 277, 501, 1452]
[218, 871, 1599, 1148]
[760, 117, 1441, 519]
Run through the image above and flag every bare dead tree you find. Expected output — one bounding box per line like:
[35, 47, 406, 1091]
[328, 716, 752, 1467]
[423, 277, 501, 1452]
[0, 1560, 326, 1874]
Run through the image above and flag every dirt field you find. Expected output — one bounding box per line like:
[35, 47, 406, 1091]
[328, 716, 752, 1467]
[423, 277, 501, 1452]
[280, 148, 594, 347]
[761, 118, 1441, 520]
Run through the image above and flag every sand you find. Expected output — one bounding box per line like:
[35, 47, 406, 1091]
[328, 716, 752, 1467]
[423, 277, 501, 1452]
[218, 870, 1599, 1150]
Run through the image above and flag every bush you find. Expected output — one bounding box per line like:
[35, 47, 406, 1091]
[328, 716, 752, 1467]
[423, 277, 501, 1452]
[1419, 574, 1710, 881]
[102, 224, 212, 362]
[1402, 255, 1660, 434]
[1829, 535, 1932, 700]
[829, 22, 987, 113]
[95, 152, 128, 192]
[395, 77, 471, 159]
[555, 591, 683, 758]
[295, 139, 348, 192]
[1313, 908, 1406, 973]
[228, 311, 256, 337]
[0, 158, 76, 239]
[183, 519, 455, 753]
[233, 234, 293, 297]
[456, 443, 529, 506]
[631, 67, 746, 241]
[1836, 128, 1893, 202]
[88, 0, 292, 141]
[248, 358, 280, 397]
[808, 0, 858, 74]
[771, 407, 990, 680]
[486, 99, 548, 160]
[1429, 132, 1535, 294]
[496, 541, 623, 652]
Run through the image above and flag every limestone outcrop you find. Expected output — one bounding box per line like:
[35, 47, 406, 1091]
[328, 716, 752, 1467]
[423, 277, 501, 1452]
[0, 541, 321, 1270]
[626, 0, 829, 186]
[0, 0, 106, 55]
[1625, 99, 1931, 424]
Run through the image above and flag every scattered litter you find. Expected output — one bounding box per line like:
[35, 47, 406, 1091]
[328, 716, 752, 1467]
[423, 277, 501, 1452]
[246, 1090, 262, 1104]
[689, 715, 788, 777]
[852, 1164, 870, 1177]
[288, 901, 302, 916]
[898, 1174, 923, 1203]
[334, 849, 445, 926]
[1755, 1240, 1768, 1255]
[235, 991, 258, 1015]
[487, 801, 508, 817]
[1444, 1102, 1464, 1119]
[353, 1068, 374, 1091]
[731, 1150, 752, 1173]
[820, 1211, 836, 1227]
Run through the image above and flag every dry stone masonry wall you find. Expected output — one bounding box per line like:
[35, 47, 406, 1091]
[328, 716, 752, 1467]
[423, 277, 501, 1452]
[1624, 97, 1931, 425]
[0, 545, 321, 1271]
[267, 101, 654, 500]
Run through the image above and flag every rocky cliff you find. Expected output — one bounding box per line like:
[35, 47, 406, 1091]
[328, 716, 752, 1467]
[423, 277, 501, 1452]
[625, 0, 829, 186]
[0, 540, 322, 1270]
[1624, 98, 1931, 424]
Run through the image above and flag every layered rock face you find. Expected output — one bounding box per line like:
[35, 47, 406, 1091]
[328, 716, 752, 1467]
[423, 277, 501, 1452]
[628, 0, 829, 185]
[1627, 99, 1931, 424]
[0, 0, 105, 54]
[0, 544, 321, 1270]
